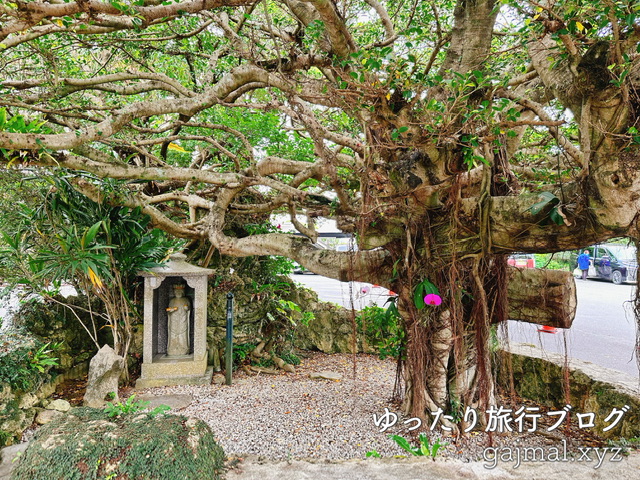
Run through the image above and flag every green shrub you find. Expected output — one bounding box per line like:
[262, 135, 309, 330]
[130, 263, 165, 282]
[0, 400, 23, 447]
[534, 253, 574, 270]
[232, 342, 256, 369]
[356, 304, 405, 359]
[104, 394, 170, 418]
[279, 351, 301, 366]
[0, 329, 58, 391]
[11, 407, 226, 480]
[0, 430, 11, 447]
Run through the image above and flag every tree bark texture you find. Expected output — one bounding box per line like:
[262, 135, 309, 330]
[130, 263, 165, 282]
[507, 268, 577, 328]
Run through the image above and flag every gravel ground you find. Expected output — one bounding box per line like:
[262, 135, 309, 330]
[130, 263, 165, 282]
[141, 353, 410, 460]
[138, 352, 606, 462]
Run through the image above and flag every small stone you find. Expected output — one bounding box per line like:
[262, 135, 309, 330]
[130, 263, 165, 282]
[18, 393, 38, 410]
[46, 399, 71, 412]
[212, 374, 225, 385]
[308, 371, 343, 381]
[36, 409, 63, 425]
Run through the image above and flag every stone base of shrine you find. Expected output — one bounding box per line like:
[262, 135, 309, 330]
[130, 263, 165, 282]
[135, 355, 212, 389]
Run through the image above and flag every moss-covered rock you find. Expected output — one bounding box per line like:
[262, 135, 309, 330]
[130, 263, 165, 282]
[498, 344, 640, 439]
[11, 407, 226, 480]
[0, 399, 26, 446]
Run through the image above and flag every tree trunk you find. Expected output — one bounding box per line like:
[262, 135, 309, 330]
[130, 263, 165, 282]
[397, 262, 576, 429]
[395, 254, 505, 429]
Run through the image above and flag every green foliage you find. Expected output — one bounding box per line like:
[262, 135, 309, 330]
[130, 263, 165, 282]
[266, 299, 314, 327]
[0, 329, 58, 391]
[389, 433, 447, 459]
[232, 342, 256, 368]
[356, 302, 404, 359]
[628, 126, 640, 146]
[29, 342, 61, 373]
[11, 407, 225, 480]
[0, 174, 179, 358]
[0, 430, 11, 447]
[489, 325, 500, 354]
[279, 351, 301, 366]
[0, 109, 50, 162]
[103, 394, 171, 418]
[526, 192, 565, 226]
[1, 174, 177, 289]
[365, 449, 381, 458]
[274, 257, 296, 277]
[607, 437, 640, 455]
[534, 253, 574, 270]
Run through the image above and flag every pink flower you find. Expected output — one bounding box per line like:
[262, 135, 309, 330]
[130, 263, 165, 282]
[276, 224, 282, 229]
[360, 286, 370, 295]
[424, 294, 442, 306]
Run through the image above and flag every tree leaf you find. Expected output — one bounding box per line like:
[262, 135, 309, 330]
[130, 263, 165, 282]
[167, 142, 189, 153]
[421, 280, 439, 295]
[389, 435, 417, 455]
[413, 283, 426, 310]
[549, 207, 564, 226]
[81, 221, 103, 248]
[528, 192, 559, 215]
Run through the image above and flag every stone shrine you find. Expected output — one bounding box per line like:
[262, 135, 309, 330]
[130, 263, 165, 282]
[136, 253, 214, 388]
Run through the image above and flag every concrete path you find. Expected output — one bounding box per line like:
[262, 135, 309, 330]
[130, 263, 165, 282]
[227, 453, 640, 480]
[2, 444, 639, 479]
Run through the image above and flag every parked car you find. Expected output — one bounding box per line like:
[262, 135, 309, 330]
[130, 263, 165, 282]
[292, 264, 315, 274]
[507, 253, 535, 268]
[574, 243, 638, 284]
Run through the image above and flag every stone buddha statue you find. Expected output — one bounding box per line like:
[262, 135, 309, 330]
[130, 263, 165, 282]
[166, 283, 191, 356]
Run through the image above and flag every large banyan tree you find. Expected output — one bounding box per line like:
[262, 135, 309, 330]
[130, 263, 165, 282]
[1, 0, 639, 425]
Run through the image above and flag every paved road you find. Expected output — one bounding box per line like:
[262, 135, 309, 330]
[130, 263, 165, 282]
[291, 273, 396, 310]
[291, 274, 640, 378]
[508, 277, 639, 378]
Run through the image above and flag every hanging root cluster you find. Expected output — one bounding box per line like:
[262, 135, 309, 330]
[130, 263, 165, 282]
[634, 238, 640, 379]
[356, 181, 511, 433]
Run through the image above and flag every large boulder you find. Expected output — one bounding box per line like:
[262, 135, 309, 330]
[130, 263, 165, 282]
[11, 407, 226, 480]
[83, 345, 124, 408]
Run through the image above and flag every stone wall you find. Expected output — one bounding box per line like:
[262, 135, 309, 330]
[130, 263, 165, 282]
[13, 295, 105, 370]
[205, 275, 371, 360]
[0, 363, 88, 446]
[287, 285, 373, 353]
[498, 343, 640, 439]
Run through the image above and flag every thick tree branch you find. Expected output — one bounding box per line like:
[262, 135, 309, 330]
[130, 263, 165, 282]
[495, 88, 584, 167]
[0, 0, 256, 43]
[440, 0, 499, 75]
